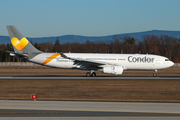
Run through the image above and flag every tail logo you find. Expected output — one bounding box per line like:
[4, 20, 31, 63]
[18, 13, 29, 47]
[11, 37, 29, 50]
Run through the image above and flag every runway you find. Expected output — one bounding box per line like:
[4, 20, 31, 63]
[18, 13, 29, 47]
[1, 109, 180, 117]
[0, 75, 180, 79]
[1, 76, 180, 119]
[1, 100, 180, 119]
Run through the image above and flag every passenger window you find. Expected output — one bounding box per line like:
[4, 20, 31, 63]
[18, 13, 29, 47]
[165, 59, 169, 61]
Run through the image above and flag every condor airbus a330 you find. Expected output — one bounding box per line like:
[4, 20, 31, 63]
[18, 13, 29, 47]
[6, 26, 174, 77]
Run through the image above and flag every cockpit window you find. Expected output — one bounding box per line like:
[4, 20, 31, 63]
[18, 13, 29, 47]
[165, 59, 170, 61]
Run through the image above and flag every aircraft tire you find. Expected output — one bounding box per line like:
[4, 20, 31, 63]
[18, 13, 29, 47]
[153, 73, 157, 77]
[92, 72, 96, 77]
[86, 72, 91, 77]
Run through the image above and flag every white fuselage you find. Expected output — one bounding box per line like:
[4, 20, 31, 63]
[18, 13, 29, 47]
[29, 53, 174, 71]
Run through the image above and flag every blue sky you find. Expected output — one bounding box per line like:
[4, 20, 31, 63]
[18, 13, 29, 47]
[0, 0, 180, 37]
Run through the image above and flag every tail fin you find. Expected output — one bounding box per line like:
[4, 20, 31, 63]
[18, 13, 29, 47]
[6, 26, 41, 54]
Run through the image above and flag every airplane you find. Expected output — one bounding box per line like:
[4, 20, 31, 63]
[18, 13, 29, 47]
[6, 26, 174, 77]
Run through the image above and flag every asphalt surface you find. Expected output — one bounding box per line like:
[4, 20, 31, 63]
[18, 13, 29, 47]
[2, 100, 180, 113]
[1, 75, 180, 119]
[0, 76, 180, 79]
[1, 109, 180, 117]
[1, 100, 180, 119]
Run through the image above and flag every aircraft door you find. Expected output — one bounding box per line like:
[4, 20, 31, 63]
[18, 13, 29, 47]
[152, 58, 159, 69]
[41, 54, 46, 62]
[156, 58, 160, 64]
[156, 58, 163, 64]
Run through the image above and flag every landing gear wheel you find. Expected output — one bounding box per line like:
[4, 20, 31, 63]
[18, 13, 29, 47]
[86, 72, 96, 77]
[86, 72, 90, 77]
[153, 70, 157, 77]
[91, 72, 96, 77]
[153, 73, 156, 77]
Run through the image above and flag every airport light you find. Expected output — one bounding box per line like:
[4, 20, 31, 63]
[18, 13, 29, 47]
[32, 94, 37, 101]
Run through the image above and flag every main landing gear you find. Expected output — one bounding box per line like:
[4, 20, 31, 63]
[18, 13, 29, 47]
[153, 70, 157, 77]
[86, 70, 96, 77]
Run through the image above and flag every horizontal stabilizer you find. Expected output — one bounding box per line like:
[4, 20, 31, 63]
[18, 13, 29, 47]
[6, 51, 29, 58]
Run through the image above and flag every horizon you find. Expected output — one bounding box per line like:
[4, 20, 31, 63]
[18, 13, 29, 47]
[1, 29, 180, 38]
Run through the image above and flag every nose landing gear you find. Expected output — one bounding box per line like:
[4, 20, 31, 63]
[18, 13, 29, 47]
[153, 70, 157, 77]
[86, 70, 96, 77]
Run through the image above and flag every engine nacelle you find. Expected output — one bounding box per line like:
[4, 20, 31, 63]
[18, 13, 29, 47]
[102, 66, 123, 75]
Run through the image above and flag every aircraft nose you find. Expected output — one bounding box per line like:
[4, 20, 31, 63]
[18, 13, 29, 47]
[170, 61, 174, 67]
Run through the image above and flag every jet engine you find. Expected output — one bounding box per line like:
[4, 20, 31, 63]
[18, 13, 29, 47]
[102, 66, 123, 75]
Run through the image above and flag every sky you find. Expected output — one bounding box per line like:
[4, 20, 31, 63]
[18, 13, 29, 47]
[0, 0, 180, 37]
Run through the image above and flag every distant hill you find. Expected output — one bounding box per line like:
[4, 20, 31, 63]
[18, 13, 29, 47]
[1, 30, 180, 44]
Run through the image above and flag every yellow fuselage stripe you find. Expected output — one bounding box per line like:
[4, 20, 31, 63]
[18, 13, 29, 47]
[41, 53, 60, 65]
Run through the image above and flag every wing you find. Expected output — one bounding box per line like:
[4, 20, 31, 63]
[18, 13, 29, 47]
[60, 52, 116, 68]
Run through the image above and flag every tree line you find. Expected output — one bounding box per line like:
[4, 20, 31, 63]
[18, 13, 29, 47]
[0, 34, 179, 62]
